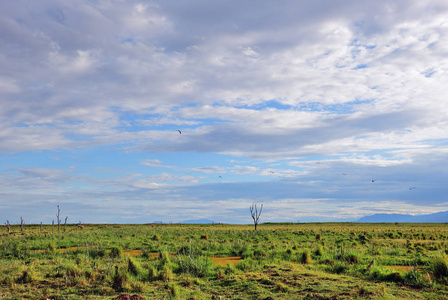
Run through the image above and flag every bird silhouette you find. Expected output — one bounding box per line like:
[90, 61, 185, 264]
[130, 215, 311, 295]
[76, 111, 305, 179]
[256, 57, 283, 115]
[177, 130, 181, 134]
[409, 187, 416, 190]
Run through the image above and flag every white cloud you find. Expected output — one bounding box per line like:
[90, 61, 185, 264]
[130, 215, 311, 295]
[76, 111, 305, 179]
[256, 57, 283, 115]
[1, 0, 448, 223]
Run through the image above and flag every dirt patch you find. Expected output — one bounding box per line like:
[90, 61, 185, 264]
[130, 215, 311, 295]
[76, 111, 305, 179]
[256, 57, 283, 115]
[211, 256, 242, 266]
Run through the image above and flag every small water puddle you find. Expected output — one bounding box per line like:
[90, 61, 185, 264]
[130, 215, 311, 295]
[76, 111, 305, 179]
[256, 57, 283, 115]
[211, 256, 242, 266]
[31, 248, 242, 266]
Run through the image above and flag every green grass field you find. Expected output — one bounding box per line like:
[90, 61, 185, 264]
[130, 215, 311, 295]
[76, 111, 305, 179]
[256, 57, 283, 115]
[1, 223, 448, 299]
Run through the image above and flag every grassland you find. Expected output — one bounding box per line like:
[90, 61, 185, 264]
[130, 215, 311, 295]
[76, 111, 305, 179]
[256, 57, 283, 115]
[1, 222, 448, 299]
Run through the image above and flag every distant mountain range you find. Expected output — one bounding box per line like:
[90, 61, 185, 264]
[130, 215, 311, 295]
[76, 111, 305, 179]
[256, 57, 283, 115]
[357, 211, 448, 223]
[180, 218, 215, 224]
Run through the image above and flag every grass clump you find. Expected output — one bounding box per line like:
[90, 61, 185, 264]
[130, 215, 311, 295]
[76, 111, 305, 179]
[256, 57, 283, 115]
[16, 270, 34, 284]
[299, 250, 312, 264]
[110, 246, 123, 259]
[431, 254, 448, 281]
[176, 254, 213, 278]
[112, 266, 128, 292]
[127, 257, 143, 277]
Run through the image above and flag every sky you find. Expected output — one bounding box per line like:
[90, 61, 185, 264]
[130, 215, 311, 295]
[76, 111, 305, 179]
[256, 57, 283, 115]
[1, 0, 448, 224]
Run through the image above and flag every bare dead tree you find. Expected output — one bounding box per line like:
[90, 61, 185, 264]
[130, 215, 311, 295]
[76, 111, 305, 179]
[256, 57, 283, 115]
[64, 216, 68, 232]
[5, 220, 10, 233]
[250, 203, 263, 231]
[56, 205, 61, 232]
[20, 217, 24, 232]
[40, 221, 42, 232]
[52, 220, 54, 232]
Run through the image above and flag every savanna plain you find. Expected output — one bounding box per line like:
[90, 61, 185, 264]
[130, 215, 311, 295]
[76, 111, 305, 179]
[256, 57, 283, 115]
[1, 223, 448, 299]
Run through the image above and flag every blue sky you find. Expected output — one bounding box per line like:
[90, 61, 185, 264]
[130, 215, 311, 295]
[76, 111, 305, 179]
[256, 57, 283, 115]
[1, 0, 448, 224]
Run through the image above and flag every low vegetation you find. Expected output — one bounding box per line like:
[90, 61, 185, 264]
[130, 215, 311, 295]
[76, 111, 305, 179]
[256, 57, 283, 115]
[1, 222, 448, 299]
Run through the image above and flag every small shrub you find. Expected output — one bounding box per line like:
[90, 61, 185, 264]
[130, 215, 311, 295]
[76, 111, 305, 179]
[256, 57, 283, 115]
[47, 242, 57, 255]
[331, 262, 347, 274]
[148, 266, 158, 281]
[313, 246, 324, 257]
[110, 246, 123, 259]
[1, 275, 13, 286]
[16, 270, 34, 284]
[159, 265, 173, 281]
[216, 267, 225, 279]
[384, 272, 403, 283]
[176, 255, 213, 277]
[431, 254, 448, 281]
[112, 266, 127, 292]
[128, 257, 143, 277]
[253, 249, 268, 259]
[275, 282, 289, 292]
[404, 270, 430, 288]
[169, 282, 180, 297]
[152, 234, 161, 241]
[90, 248, 107, 259]
[201, 234, 209, 240]
[130, 280, 147, 293]
[346, 254, 360, 264]
[236, 258, 257, 272]
[299, 250, 312, 264]
[158, 250, 171, 267]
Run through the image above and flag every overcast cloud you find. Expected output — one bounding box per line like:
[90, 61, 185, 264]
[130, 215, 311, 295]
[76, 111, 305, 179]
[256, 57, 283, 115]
[1, 0, 448, 224]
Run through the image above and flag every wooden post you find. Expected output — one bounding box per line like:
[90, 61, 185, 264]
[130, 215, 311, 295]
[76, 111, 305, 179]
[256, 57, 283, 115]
[56, 205, 61, 232]
[20, 217, 24, 232]
[5, 220, 10, 233]
[64, 216, 68, 232]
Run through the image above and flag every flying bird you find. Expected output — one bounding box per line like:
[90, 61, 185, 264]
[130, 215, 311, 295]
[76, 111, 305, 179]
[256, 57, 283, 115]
[371, 180, 375, 182]
[409, 187, 416, 190]
[177, 130, 182, 134]
[342, 173, 347, 176]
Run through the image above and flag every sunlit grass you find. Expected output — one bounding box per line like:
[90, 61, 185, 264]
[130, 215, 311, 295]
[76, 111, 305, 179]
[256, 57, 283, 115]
[1, 223, 448, 299]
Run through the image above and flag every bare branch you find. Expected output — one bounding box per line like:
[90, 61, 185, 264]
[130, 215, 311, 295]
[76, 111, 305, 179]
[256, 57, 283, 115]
[56, 205, 61, 232]
[5, 220, 10, 233]
[250, 203, 263, 230]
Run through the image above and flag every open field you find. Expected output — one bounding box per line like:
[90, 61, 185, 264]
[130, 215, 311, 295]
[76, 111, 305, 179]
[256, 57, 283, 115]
[2, 223, 448, 299]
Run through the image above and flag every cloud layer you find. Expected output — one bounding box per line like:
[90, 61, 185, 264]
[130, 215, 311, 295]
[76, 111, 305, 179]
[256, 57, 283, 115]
[1, 0, 448, 223]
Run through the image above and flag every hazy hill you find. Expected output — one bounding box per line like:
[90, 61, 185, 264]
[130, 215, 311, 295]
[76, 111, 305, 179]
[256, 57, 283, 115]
[180, 218, 215, 224]
[358, 211, 448, 223]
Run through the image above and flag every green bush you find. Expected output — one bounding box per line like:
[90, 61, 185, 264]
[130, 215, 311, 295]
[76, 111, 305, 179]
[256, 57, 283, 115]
[330, 262, 347, 274]
[404, 270, 430, 288]
[110, 246, 123, 259]
[384, 272, 403, 283]
[16, 270, 34, 284]
[176, 254, 213, 277]
[299, 250, 312, 264]
[112, 266, 128, 292]
[127, 257, 143, 277]
[431, 254, 448, 281]
[148, 266, 158, 281]
[159, 265, 173, 281]
[313, 246, 324, 257]
[158, 250, 171, 267]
